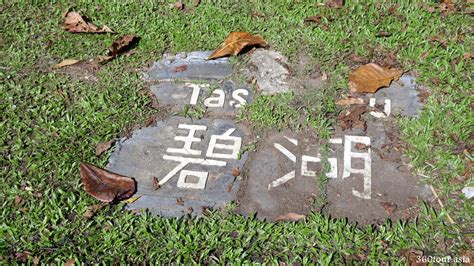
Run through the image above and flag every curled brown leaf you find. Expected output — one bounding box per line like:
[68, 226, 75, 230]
[95, 140, 115, 156]
[63, 11, 114, 34]
[80, 162, 136, 203]
[208, 32, 266, 60]
[96, 35, 139, 64]
[348, 63, 403, 93]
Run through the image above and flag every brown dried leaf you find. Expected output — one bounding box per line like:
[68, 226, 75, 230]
[338, 106, 367, 131]
[80, 162, 136, 203]
[379, 201, 397, 214]
[95, 140, 115, 156]
[193, 0, 201, 7]
[174, 64, 188, 72]
[173, 2, 185, 10]
[15, 251, 31, 263]
[208, 32, 266, 60]
[14, 195, 24, 206]
[97, 35, 138, 64]
[152, 176, 160, 190]
[336, 97, 366, 106]
[325, 0, 344, 8]
[304, 15, 322, 24]
[83, 203, 107, 219]
[33, 256, 40, 265]
[349, 53, 366, 64]
[65, 258, 76, 266]
[232, 167, 240, 177]
[348, 63, 403, 93]
[63, 11, 114, 34]
[53, 59, 80, 69]
[276, 212, 306, 221]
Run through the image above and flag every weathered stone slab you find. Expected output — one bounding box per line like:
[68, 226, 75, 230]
[236, 130, 323, 220]
[150, 80, 253, 116]
[237, 84, 432, 224]
[324, 119, 435, 224]
[144, 51, 232, 81]
[361, 74, 423, 118]
[107, 116, 249, 217]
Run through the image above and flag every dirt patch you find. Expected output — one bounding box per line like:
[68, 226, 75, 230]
[53, 60, 100, 82]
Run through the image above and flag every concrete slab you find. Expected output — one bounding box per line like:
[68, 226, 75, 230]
[360, 74, 423, 118]
[144, 51, 232, 81]
[150, 80, 253, 116]
[237, 120, 435, 224]
[324, 118, 435, 224]
[107, 116, 249, 217]
[236, 130, 323, 220]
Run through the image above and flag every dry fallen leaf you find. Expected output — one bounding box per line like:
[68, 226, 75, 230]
[193, 0, 201, 7]
[276, 213, 306, 221]
[152, 176, 160, 190]
[53, 59, 80, 69]
[232, 167, 240, 177]
[208, 32, 266, 60]
[80, 162, 136, 202]
[65, 258, 76, 266]
[336, 97, 366, 106]
[96, 35, 138, 63]
[348, 63, 403, 93]
[95, 140, 115, 156]
[173, 2, 185, 10]
[83, 203, 107, 219]
[338, 106, 367, 131]
[174, 64, 188, 72]
[379, 201, 397, 214]
[304, 15, 322, 24]
[63, 11, 114, 33]
[326, 0, 344, 8]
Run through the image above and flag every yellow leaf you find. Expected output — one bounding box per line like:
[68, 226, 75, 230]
[122, 195, 142, 204]
[348, 63, 403, 93]
[208, 31, 266, 60]
[53, 59, 80, 69]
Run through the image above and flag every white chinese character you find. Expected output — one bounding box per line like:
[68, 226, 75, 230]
[206, 128, 242, 159]
[159, 124, 242, 190]
[167, 124, 207, 155]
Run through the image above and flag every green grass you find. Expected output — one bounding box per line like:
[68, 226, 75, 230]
[1, 0, 473, 264]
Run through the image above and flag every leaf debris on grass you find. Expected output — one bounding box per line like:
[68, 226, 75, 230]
[208, 32, 266, 60]
[348, 63, 403, 93]
[63, 11, 114, 33]
[52, 59, 80, 69]
[338, 106, 367, 131]
[80, 162, 136, 203]
[96, 35, 139, 64]
[95, 140, 115, 156]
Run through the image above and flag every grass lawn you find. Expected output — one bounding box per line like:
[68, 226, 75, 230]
[1, 0, 472, 264]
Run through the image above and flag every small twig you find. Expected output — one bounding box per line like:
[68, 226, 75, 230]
[429, 185, 455, 224]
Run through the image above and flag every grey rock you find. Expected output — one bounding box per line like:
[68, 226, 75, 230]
[369, 74, 423, 118]
[462, 187, 474, 199]
[144, 51, 233, 81]
[244, 49, 292, 95]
